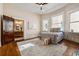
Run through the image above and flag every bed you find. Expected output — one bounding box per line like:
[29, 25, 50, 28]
[39, 28, 64, 44]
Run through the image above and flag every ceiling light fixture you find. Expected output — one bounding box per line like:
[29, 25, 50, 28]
[36, 3, 48, 5]
[36, 3, 48, 14]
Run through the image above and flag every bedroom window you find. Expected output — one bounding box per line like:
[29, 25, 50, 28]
[42, 20, 49, 31]
[51, 15, 63, 31]
[70, 11, 79, 32]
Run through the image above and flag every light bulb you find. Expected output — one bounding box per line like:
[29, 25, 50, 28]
[40, 5, 43, 7]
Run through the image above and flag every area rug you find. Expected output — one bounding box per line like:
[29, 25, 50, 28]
[73, 49, 79, 56]
[17, 39, 68, 56]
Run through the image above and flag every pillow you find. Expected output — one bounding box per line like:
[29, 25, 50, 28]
[50, 28, 60, 32]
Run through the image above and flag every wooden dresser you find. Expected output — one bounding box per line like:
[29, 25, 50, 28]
[1, 15, 15, 46]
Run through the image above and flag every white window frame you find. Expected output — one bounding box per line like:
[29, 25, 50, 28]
[51, 14, 64, 31]
[69, 10, 79, 33]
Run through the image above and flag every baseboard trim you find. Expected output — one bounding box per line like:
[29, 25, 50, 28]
[15, 36, 39, 42]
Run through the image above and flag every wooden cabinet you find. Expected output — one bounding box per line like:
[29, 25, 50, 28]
[14, 20, 24, 38]
[14, 31, 23, 38]
[1, 15, 24, 46]
[1, 15, 14, 46]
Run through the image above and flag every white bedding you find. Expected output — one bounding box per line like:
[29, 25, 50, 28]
[40, 32, 64, 44]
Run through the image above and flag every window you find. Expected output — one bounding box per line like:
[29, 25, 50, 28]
[42, 20, 49, 31]
[70, 11, 79, 32]
[51, 15, 63, 31]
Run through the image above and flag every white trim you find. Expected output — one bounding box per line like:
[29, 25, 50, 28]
[69, 10, 79, 32]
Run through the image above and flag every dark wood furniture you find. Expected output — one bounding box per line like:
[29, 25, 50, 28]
[14, 31, 23, 38]
[1, 15, 15, 46]
[14, 20, 24, 38]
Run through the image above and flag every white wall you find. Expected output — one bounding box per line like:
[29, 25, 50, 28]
[0, 3, 3, 47]
[3, 4, 41, 39]
[3, 3, 79, 41]
[42, 4, 79, 32]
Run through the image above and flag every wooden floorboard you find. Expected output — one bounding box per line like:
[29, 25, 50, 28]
[64, 39, 79, 49]
[0, 41, 21, 56]
[63, 39, 79, 56]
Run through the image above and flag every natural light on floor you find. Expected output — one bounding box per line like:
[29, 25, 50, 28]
[18, 43, 35, 51]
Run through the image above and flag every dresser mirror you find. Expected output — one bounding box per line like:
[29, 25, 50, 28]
[14, 20, 24, 38]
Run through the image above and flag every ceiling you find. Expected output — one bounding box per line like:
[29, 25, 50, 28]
[4, 3, 67, 14]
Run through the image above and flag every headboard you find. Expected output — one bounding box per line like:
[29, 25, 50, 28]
[50, 28, 60, 32]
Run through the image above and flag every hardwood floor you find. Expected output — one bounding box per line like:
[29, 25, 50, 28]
[0, 41, 21, 56]
[64, 47, 76, 56]
[0, 39, 79, 56]
[63, 40, 79, 56]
